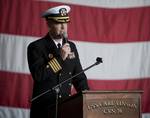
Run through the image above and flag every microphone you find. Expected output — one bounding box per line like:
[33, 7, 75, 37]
[63, 32, 68, 43]
[63, 32, 72, 59]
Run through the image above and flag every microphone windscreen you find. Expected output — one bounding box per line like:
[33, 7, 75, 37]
[63, 32, 68, 39]
[96, 57, 103, 63]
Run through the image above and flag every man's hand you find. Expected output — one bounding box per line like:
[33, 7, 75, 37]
[60, 43, 71, 60]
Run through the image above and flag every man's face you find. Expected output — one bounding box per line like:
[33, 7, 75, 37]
[47, 20, 68, 39]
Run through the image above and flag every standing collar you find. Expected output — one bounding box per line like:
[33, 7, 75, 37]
[52, 38, 63, 48]
[49, 33, 63, 47]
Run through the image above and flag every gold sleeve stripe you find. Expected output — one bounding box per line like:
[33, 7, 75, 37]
[50, 61, 58, 72]
[53, 58, 62, 70]
[48, 58, 62, 73]
[51, 59, 60, 71]
[47, 16, 69, 20]
[48, 61, 57, 73]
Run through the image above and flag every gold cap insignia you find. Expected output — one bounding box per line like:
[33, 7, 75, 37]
[59, 8, 67, 16]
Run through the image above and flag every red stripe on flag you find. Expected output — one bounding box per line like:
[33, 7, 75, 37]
[88, 79, 150, 113]
[0, 71, 150, 113]
[0, 0, 150, 43]
[0, 71, 33, 108]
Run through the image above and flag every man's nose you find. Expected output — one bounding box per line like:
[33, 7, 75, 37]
[61, 23, 65, 29]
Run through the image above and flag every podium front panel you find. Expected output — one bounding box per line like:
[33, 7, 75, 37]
[56, 91, 142, 118]
[83, 91, 141, 118]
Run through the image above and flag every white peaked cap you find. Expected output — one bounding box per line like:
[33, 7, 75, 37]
[42, 5, 71, 23]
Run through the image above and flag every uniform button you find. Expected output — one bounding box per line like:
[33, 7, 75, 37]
[46, 65, 49, 68]
[59, 95, 62, 98]
[48, 53, 53, 59]
[69, 72, 72, 75]
[69, 94, 71, 96]
[59, 73, 61, 76]
[68, 83, 72, 86]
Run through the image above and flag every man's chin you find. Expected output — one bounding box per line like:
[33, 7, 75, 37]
[50, 32, 63, 39]
[55, 34, 63, 39]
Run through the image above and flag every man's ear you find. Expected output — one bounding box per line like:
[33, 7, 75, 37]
[47, 20, 54, 32]
[46, 20, 50, 28]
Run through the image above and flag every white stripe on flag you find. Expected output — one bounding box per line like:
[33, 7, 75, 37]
[44, 0, 150, 8]
[0, 33, 150, 80]
[0, 33, 36, 74]
[75, 40, 150, 80]
[0, 106, 29, 118]
[0, 106, 149, 118]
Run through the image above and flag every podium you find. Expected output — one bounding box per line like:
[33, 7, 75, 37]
[57, 91, 142, 118]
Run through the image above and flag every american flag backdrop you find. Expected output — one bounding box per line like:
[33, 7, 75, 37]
[0, 0, 150, 118]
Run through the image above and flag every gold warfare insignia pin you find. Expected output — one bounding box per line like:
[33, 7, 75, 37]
[68, 52, 75, 59]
